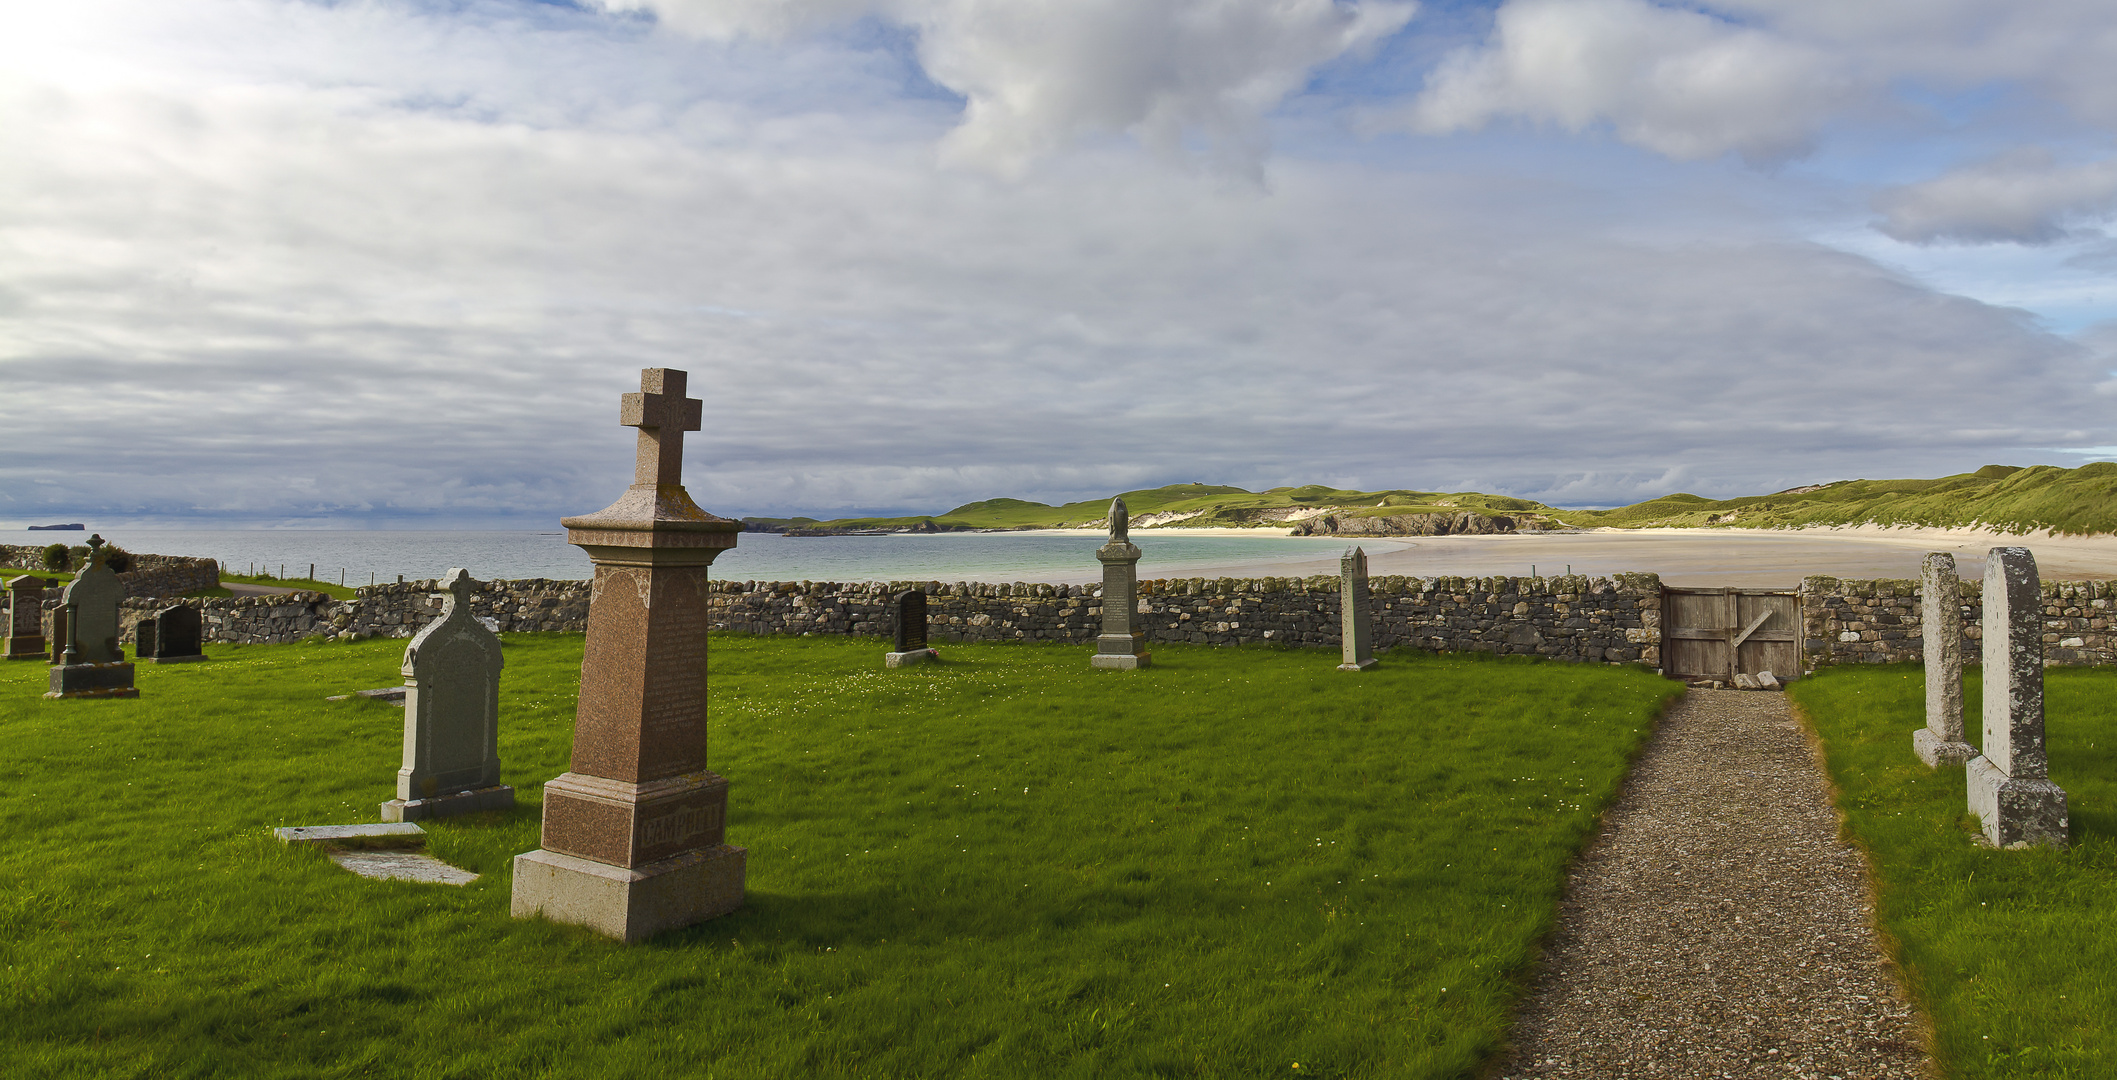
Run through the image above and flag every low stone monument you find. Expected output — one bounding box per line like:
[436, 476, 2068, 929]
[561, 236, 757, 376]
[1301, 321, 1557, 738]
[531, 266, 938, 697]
[45, 536, 137, 700]
[4, 575, 47, 660]
[886, 589, 937, 667]
[1964, 547, 2069, 848]
[511, 367, 747, 942]
[380, 570, 514, 822]
[135, 604, 206, 664]
[1913, 552, 1974, 766]
[1091, 497, 1150, 670]
[1337, 546, 1377, 671]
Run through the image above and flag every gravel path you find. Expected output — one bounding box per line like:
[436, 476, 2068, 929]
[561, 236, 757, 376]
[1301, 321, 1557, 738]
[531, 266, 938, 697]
[1493, 689, 1931, 1079]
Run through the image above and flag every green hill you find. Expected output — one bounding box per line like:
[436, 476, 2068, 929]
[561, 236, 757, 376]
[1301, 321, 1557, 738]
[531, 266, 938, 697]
[785, 484, 1566, 533]
[1554, 463, 2117, 535]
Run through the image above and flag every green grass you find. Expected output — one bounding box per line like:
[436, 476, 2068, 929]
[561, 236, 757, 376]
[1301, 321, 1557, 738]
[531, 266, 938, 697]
[219, 571, 358, 600]
[0, 635, 1679, 1079]
[1560, 461, 2117, 534]
[1789, 665, 2117, 1077]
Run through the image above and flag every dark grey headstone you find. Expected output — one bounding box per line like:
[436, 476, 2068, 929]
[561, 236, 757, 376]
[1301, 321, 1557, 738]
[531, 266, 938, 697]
[138, 605, 204, 663]
[893, 590, 928, 653]
[4, 575, 47, 661]
[1338, 546, 1376, 671]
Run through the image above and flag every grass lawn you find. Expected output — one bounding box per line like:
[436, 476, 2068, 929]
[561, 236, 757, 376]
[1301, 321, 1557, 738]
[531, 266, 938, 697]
[1790, 665, 2117, 1078]
[0, 635, 1678, 1079]
[219, 572, 359, 600]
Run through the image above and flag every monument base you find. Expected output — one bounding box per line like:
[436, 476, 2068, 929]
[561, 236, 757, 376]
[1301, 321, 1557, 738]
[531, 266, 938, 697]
[1093, 633, 1149, 670]
[5, 637, 46, 660]
[381, 784, 516, 822]
[885, 648, 938, 668]
[1966, 756, 2069, 848]
[1091, 652, 1150, 670]
[1912, 728, 1976, 768]
[511, 844, 746, 943]
[141, 653, 208, 665]
[1337, 658, 1379, 672]
[44, 662, 138, 699]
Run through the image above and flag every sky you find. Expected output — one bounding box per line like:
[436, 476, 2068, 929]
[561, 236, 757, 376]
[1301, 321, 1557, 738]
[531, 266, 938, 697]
[4, 0, 2117, 527]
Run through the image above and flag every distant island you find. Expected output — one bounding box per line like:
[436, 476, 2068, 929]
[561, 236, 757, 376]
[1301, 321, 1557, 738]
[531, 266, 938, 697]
[742, 463, 2117, 538]
[27, 523, 85, 531]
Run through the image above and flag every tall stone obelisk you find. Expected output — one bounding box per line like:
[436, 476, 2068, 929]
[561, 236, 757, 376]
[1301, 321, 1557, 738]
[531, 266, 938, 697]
[511, 368, 747, 941]
[1091, 497, 1150, 669]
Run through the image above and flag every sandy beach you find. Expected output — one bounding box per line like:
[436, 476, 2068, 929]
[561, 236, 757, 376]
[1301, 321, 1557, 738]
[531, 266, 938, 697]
[1056, 524, 2117, 587]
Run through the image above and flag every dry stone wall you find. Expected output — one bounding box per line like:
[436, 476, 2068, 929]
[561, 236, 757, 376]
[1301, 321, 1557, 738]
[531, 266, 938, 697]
[1800, 575, 2114, 667]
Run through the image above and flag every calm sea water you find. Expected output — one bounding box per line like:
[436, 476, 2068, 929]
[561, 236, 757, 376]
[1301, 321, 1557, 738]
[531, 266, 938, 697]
[70, 529, 1372, 586]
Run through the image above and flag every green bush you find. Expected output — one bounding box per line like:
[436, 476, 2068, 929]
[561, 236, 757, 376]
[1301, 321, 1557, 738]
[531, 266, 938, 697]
[101, 546, 132, 573]
[39, 543, 67, 571]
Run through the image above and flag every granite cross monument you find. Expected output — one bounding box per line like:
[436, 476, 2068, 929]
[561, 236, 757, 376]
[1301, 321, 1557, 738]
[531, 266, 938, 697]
[511, 368, 747, 942]
[382, 569, 514, 822]
[1964, 547, 2069, 848]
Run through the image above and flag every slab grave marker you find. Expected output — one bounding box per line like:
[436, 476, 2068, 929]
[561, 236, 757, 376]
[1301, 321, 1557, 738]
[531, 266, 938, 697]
[1091, 497, 1150, 670]
[886, 589, 937, 667]
[1337, 546, 1377, 671]
[1964, 547, 2069, 848]
[45, 536, 137, 699]
[5, 575, 47, 660]
[381, 569, 513, 822]
[1913, 552, 1974, 766]
[511, 368, 747, 942]
[135, 604, 206, 664]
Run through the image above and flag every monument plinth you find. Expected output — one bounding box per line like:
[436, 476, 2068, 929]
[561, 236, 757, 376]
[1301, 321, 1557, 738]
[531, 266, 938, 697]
[1091, 497, 1150, 670]
[511, 368, 746, 941]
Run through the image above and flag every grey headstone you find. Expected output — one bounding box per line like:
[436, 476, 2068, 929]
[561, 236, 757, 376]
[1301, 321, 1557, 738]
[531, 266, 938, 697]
[1914, 553, 1975, 766]
[44, 536, 136, 699]
[885, 589, 936, 667]
[137, 604, 205, 664]
[1091, 497, 1150, 670]
[1965, 547, 2068, 847]
[4, 575, 47, 660]
[1337, 546, 1376, 671]
[381, 569, 513, 822]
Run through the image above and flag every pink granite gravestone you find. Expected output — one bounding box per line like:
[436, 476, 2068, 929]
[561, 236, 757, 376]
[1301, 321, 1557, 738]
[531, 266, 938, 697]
[510, 368, 746, 941]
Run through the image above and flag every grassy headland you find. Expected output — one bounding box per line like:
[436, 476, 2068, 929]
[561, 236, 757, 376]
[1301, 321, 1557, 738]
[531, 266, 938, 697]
[747, 462, 2117, 538]
[1789, 665, 2117, 1077]
[0, 633, 1679, 1079]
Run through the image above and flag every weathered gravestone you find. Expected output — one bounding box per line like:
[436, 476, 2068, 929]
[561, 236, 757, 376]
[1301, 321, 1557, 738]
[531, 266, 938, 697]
[134, 604, 206, 664]
[1965, 547, 2069, 848]
[45, 536, 137, 699]
[1913, 552, 1974, 766]
[511, 368, 747, 942]
[1091, 497, 1150, 670]
[1337, 546, 1377, 671]
[886, 589, 937, 667]
[380, 569, 513, 822]
[4, 575, 47, 660]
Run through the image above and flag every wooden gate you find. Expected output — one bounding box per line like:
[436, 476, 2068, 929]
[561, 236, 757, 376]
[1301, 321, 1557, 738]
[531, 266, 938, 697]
[1662, 588, 1800, 680]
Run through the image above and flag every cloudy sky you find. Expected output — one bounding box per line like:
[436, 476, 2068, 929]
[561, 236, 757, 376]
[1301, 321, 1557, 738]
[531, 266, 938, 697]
[5, 0, 2117, 527]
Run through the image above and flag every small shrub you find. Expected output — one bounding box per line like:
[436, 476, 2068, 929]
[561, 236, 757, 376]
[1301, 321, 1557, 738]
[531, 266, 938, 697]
[40, 544, 69, 571]
[102, 546, 133, 573]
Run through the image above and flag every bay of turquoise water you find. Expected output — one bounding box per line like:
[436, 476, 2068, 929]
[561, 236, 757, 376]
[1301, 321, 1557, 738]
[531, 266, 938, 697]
[68, 529, 1370, 586]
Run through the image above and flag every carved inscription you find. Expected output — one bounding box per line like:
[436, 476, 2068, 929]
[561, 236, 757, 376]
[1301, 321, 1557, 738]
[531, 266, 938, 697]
[642, 801, 723, 850]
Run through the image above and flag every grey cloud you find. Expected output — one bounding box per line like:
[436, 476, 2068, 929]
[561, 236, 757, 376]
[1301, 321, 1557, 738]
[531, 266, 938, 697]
[1874, 150, 2117, 245]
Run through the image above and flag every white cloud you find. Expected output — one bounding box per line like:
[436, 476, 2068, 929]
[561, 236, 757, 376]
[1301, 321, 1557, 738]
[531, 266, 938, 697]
[608, 0, 1416, 175]
[1397, 0, 1853, 164]
[1874, 150, 2117, 245]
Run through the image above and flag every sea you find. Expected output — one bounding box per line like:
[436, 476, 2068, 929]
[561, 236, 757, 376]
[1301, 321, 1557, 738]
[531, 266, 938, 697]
[67, 528, 1371, 587]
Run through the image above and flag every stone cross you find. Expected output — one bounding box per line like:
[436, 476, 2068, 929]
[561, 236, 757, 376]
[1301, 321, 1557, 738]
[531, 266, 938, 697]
[1965, 547, 2068, 847]
[1913, 552, 1973, 766]
[382, 569, 513, 822]
[135, 603, 206, 665]
[885, 589, 936, 668]
[1338, 546, 1377, 671]
[513, 367, 745, 942]
[45, 535, 137, 699]
[4, 575, 47, 661]
[622, 368, 703, 488]
[1091, 497, 1150, 670]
